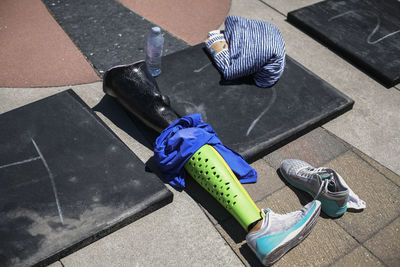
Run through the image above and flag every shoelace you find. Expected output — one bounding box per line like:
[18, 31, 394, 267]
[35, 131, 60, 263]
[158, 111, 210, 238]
[296, 167, 337, 199]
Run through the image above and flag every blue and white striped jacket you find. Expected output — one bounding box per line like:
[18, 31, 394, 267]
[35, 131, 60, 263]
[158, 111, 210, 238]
[207, 16, 286, 88]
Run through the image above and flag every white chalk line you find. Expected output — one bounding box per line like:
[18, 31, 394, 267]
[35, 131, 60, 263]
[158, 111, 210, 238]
[367, 15, 400, 44]
[246, 87, 277, 136]
[31, 138, 64, 225]
[0, 156, 41, 169]
[194, 62, 211, 73]
[328, 10, 400, 45]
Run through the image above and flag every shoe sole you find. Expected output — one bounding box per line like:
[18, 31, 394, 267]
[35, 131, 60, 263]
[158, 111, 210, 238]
[281, 171, 347, 217]
[262, 202, 321, 266]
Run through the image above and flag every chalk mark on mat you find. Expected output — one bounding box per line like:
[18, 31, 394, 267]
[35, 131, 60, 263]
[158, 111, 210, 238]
[0, 156, 41, 169]
[246, 87, 277, 136]
[31, 138, 65, 225]
[328, 10, 400, 44]
[194, 62, 211, 73]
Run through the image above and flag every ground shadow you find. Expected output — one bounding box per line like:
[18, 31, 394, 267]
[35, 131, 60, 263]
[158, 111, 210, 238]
[275, 169, 343, 219]
[200, 46, 256, 87]
[92, 95, 159, 150]
[219, 76, 255, 86]
[144, 156, 174, 187]
[239, 243, 265, 267]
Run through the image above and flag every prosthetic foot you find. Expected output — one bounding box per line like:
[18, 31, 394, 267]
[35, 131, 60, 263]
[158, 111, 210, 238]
[184, 145, 262, 231]
[246, 200, 321, 266]
[103, 61, 180, 133]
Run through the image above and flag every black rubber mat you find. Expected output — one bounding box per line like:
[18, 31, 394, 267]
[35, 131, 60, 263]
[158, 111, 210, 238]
[42, 0, 188, 75]
[288, 0, 400, 88]
[0, 90, 172, 267]
[156, 44, 354, 161]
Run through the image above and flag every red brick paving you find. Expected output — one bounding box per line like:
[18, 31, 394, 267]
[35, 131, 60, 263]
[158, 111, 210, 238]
[0, 0, 100, 88]
[118, 0, 231, 45]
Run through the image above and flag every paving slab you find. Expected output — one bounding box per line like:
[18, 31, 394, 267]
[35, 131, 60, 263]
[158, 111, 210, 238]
[47, 261, 63, 267]
[331, 246, 385, 267]
[364, 217, 400, 266]
[324, 89, 400, 176]
[215, 221, 262, 267]
[244, 159, 285, 202]
[327, 150, 400, 242]
[0, 0, 99, 87]
[118, 0, 230, 45]
[61, 187, 243, 267]
[0, 84, 103, 115]
[228, 0, 400, 176]
[263, 127, 350, 170]
[353, 148, 400, 187]
[255, 187, 358, 266]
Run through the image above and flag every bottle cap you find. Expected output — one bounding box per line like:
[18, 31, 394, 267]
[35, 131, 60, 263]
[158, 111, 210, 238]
[152, 27, 161, 34]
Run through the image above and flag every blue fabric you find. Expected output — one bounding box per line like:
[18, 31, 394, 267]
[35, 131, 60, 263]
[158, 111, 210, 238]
[154, 114, 257, 189]
[206, 16, 286, 88]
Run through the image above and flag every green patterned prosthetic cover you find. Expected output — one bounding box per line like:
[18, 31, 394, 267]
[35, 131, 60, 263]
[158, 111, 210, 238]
[184, 145, 262, 231]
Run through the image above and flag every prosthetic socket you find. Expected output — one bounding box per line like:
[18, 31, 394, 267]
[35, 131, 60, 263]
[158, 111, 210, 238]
[103, 61, 180, 133]
[184, 145, 262, 231]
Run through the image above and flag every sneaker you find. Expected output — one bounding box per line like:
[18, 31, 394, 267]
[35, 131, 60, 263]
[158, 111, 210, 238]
[280, 159, 349, 217]
[246, 200, 321, 266]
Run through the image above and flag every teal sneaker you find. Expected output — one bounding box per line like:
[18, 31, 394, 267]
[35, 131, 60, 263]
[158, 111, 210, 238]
[246, 200, 321, 266]
[280, 159, 350, 217]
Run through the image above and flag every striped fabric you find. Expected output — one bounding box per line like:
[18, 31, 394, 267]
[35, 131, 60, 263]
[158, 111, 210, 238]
[206, 16, 286, 88]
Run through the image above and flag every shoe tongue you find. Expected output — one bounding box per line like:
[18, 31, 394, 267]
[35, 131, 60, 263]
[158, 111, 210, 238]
[266, 210, 293, 235]
[320, 173, 331, 179]
[320, 172, 338, 192]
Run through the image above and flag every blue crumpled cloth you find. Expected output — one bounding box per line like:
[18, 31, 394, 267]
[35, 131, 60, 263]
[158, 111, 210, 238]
[154, 114, 257, 189]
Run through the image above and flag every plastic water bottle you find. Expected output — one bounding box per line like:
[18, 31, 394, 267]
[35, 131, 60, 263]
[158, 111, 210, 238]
[146, 27, 164, 77]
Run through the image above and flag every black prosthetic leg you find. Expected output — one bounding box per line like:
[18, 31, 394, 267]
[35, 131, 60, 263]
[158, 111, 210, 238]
[103, 61, 180, 133]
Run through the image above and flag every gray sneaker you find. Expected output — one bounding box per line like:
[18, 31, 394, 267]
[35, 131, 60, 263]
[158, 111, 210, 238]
[280, 159, 349, 217]
[246, 200, 321, 266]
